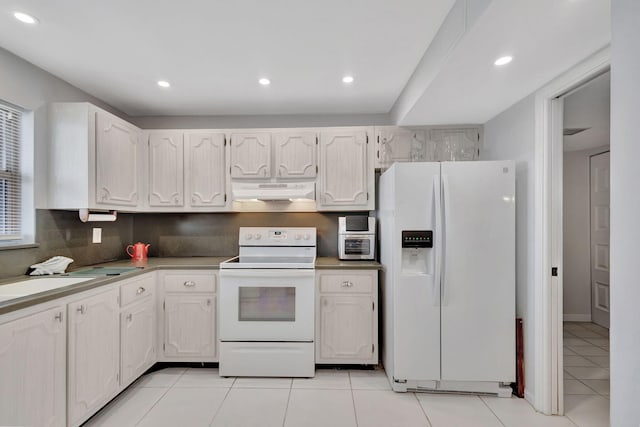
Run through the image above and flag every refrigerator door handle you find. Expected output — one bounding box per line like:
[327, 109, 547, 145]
[433, 175, 441, 306]
[442, 174, 450, 306]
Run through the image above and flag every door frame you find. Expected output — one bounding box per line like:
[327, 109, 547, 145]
[533, 46, 610, 415]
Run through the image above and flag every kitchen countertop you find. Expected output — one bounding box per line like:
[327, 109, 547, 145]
[0, 256, 381, 315]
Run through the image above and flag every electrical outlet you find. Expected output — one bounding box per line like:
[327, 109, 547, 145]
[92, 228, 102, 244]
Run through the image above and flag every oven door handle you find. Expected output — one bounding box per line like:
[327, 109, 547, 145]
[220, 269, 315, 278]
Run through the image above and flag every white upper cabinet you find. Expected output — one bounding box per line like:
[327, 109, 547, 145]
[148, 132, 184, 207]
[95, 111, 143, 207]
[48, 103, 144, 210]
[230, 133, 272, 178]
[274, 132, 317, 179]
[318, 129, 373, 210]
[376, 127, 427, 168]
[186, 132, 227, 208]
[428, 128, 480, 161]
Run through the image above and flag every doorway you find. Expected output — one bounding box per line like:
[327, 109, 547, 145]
[560, 71, 610, 421]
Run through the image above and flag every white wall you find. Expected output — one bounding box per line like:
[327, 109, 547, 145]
[562, 146, 609, 321]
[610, 1, 640, 425]
[481, 94, 536, 401]
[0, 47, 125, 209]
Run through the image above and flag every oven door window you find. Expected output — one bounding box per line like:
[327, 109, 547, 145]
[238, 287, 295, 321]
[345, 238, 371, 255]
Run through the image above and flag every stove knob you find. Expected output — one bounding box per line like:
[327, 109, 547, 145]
[295, 234, 301, 240]
[304, 234, 311, 240]
[245, 234, 253, 240]
[254, 233, 262, 240]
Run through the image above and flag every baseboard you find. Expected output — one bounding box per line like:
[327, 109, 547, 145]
[563, 314, 591, 322]
[524, 389, 536, 408]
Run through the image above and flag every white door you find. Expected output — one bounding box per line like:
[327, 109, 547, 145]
[230, 133, 271, 178]
[186, 133, 227, 207]
[383, 162, 441, 382]
[274, 131, 317, 178]
[164, 295, 216, 357]
[121, 299, 156, 386]
[0, 307, 66, 427]
[317, 294, 374, 361]
[439, 161, 515, 382]
[68, 289, 120, 426]
[95, 111, 141, 207]
[148, 132, 184, 207]
[590, 152, 610, 328]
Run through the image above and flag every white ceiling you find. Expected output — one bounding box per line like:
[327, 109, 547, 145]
[0, 0, 611, 123]
[397, 0, 611, 125]
[0, 0, 455, 116]
[563, 71, 610, 152]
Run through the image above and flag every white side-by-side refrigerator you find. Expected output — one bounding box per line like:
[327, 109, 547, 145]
[379, 161, 515, 396]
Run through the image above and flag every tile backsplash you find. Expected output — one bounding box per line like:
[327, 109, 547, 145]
[0, 210, 352, 280]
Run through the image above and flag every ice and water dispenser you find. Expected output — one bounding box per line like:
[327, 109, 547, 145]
[401, 230, 433, 275]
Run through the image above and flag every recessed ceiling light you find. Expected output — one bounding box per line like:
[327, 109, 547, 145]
[157, 80, 171, 88]
[494, 56, 513, 66]
[259, 78, 271, 86]
[14, 11, 38, 24]
[342, 76, 355, 84]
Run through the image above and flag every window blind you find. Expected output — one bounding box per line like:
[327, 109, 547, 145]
[0, 103, 22, 240]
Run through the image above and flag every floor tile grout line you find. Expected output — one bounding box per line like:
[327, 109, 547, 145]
[412, 392, 434, 427]
[282, 384, 293, 427]
[350, 373, 360, 427]
[133, 367, 190, 426]
[478, 395, 507, 427]
[207, 383, 234, 427]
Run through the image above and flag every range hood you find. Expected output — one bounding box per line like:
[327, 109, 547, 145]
[232, 182, 315, 201]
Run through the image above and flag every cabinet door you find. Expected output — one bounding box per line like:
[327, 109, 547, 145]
[68, 289, 120, 426]
[376, 128, 427, 168]
[274, 132, 317, 178]
[318, 130, 369, 208]
[186, 133, 227, 207]
[230, 133, 271, 178]
[121, 299, 156, 386]
[149, 132, 184, 207]
[95, 111, 141, 207]
[0, 307, 66, 427]
[429, 128, 480, 161]
[317, 294, 375, 363]
[164, 295, 216, 358]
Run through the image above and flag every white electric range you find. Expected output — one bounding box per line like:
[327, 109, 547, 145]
[219, 227, 316, 378]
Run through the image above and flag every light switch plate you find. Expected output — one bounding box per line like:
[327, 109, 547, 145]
[92, 228, 102, 244]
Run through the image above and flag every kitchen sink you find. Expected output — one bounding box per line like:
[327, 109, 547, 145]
[0, 277, 95, 299]
[66, 267, 142, 276]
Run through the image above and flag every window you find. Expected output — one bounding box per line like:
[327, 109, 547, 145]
[0, 103, 22, 241]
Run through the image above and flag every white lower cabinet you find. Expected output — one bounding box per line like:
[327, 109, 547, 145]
[119, 274, 156, 387]
[316, 270, 378, 364]
[161, 271, 218, 361]
[0, 306, 66, 427]
[67, 288, 120, 427]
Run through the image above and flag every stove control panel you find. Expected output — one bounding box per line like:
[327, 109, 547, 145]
[239, 227, 316, 246]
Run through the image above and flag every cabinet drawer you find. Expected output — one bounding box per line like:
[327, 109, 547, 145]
[120, 275, 155, 307]
[164, 273, 216, 293]
[319, 273, 374, 294]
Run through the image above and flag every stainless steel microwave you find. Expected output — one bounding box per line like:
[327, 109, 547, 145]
[338, 216, 376, 260]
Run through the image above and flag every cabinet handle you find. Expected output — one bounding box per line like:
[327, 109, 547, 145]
[136, 286, 146, 295]
[184, 281, 196, 287]
[174, 197, 179, 205]
[76, 305, 85, 314]
[127, 313, 133, 322]
[341, 281, 353, 288]
[54, 312, 63, 322]
[206, 299, 211, 306]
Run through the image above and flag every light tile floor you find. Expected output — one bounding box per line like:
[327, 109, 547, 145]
[83, 361, 608, 427]
[563, 321, 610, 427]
